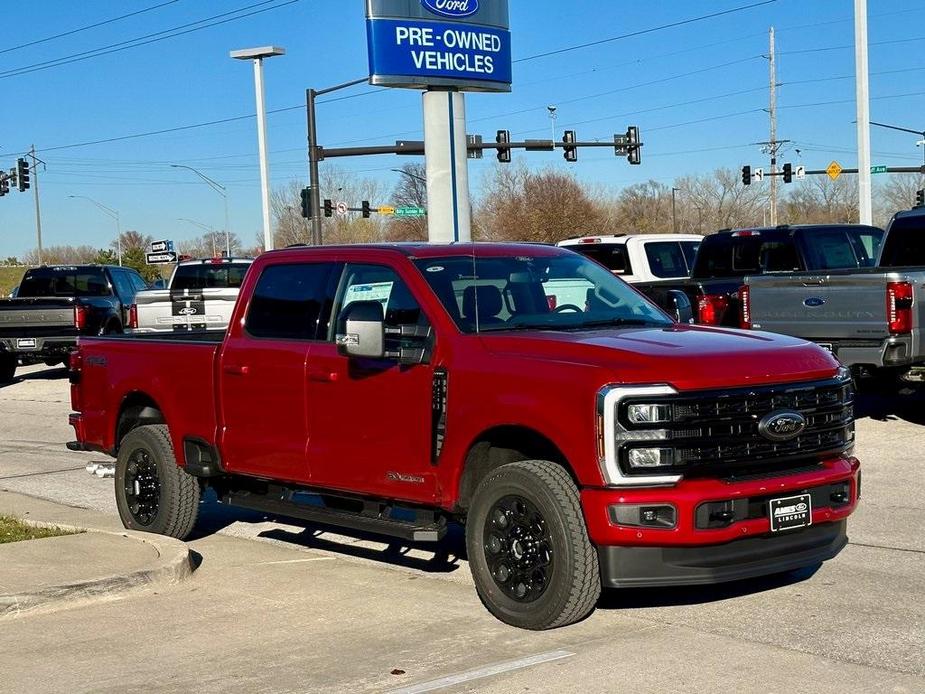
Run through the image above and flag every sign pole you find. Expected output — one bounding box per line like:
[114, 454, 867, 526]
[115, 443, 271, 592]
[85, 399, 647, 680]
[855, 0, 873, 224]
[423, 89, 471, 243]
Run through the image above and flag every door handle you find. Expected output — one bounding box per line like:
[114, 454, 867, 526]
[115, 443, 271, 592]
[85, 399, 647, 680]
[309, 370, 338, 383]
[801, 278, 825, 286]
[223, 364, 249, 376]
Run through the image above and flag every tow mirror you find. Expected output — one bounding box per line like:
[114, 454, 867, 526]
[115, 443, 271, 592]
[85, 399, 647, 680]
[668, 290, 694, 324]
[336, 301, 385, 359]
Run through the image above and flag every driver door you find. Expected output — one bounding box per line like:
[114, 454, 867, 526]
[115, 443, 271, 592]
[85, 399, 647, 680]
[306, 262, 438, 502]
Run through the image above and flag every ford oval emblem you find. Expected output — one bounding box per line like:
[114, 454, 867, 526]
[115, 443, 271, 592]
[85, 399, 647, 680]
[804, 297, 826, 307]
[178, 307, 198, 315]
[421, 0, 479, 19]
[758, 410, 807, 442]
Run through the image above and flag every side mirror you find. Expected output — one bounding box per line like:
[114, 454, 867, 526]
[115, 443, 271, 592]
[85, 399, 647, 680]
[336, 301, 385, 359]
[668, 290, 694, 324]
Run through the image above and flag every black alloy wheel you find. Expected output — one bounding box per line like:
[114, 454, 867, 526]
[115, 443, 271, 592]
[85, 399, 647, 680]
[123, 447, 161, 526]
[483, 494, 553, 602]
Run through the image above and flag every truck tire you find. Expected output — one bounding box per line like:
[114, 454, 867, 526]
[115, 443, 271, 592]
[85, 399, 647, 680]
[465, 460, 601, 630]
[114, 424, 200, 540]
[0, 355, 16, 384]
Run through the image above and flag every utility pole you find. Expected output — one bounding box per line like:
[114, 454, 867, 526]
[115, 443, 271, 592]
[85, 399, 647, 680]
[29, 146, 44, 265]
[768, 26, 779, 226]
[671, 188, 679, 233]
[855, 0, 873, 224]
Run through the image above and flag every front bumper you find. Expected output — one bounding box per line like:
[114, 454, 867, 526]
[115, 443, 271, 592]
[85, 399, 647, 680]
[582, 455, 859, 588]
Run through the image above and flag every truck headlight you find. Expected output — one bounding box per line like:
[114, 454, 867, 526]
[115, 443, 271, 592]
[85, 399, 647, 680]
[627, 447, 674, 468]
[626, 403, 672, 424]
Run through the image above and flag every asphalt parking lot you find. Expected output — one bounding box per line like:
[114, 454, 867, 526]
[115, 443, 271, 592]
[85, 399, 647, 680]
[0, 363, 923, 693]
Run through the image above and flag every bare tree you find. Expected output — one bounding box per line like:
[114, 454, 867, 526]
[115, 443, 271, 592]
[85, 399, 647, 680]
[386, 163, 428, 241]
[475, 164, 606, 243]
[876, 174, 925, 226]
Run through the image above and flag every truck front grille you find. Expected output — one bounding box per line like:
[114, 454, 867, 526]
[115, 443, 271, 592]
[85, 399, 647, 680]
[619, 376, 854, 478]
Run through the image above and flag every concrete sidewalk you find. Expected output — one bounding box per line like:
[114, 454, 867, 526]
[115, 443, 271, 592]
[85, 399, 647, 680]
[0, 490, 194, 619]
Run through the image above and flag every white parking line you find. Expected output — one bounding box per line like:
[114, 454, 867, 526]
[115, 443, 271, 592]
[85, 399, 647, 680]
[387, 649, 575, 694]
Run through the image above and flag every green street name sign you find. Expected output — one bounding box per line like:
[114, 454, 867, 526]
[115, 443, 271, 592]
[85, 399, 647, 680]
[871, 165, 888, 174]
[395, 207, 427, 217]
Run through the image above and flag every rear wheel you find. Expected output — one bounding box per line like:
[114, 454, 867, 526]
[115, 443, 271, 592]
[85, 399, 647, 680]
[114, 424, 200, 539]
[466, 460, 601, 630]
[0, 354, 16, 384]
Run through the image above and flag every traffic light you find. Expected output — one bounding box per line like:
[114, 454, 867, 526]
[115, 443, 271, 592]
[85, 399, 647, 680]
[742, 165, 752, 186]
[625, 126, 641, 165]
[916, 189, 925, 208]
[562, 130, 578, 163]
[300, 187, 312, 218]
[323, 199, 334, 218]
[362, 201, 371, 219]
[16, 158, 30, 192]
[496, 130, 511, 163]
[782, 163, 793, 184]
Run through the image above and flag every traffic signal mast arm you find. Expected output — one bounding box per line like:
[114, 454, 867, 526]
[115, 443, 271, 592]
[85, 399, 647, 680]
[318, 129, 643, 164]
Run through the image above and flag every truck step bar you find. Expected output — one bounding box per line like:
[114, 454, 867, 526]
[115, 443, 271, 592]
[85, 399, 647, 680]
[219, 484, 448, 543]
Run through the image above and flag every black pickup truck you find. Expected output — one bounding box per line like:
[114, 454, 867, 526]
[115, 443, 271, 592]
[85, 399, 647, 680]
[0, 265, 148, 382]
[635, 224, 884, 327]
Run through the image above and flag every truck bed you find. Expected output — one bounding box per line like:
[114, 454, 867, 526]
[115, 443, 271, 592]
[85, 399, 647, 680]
[74, 332, 223, 456]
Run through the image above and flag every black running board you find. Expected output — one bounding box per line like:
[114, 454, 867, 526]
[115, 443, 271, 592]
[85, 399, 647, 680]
[220, 484, 447, 543]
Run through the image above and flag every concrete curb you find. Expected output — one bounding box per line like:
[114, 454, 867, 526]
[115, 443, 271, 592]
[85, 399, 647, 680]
[0, 521, 195, 620]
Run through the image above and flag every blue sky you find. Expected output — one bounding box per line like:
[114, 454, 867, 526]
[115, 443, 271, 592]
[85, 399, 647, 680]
[0, 0, 923, 257]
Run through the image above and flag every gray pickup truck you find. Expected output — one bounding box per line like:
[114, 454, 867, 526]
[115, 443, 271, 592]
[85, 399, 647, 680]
[130, 257, 252, 334]
[743, 210, 924, 375]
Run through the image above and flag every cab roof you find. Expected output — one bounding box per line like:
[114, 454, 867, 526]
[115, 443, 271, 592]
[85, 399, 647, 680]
[266, 242, 565, 259]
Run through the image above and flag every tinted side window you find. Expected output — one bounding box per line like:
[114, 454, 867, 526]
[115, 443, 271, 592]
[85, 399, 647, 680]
[644, 242, 689, 279]
[246, 263, 339, 340]
[568, 244, 631, 274]
[129, 273, 148, 292]
[110, 270, 135, 301]
[880, 216, 925, 267]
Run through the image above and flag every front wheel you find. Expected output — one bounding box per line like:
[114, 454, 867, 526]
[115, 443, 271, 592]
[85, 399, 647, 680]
[466, 460, 601, 630]
[115, 424, 200, 539]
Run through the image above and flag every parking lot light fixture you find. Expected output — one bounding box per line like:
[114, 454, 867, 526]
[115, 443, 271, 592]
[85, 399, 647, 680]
[230, 46, 286, 252]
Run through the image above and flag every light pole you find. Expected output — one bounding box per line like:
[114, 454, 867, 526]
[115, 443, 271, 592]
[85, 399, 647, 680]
[178, 218, 217, 257]
[547, 105, 558, 144]
[170, 164, 230, 256]
[230, 46, 286, 252]
[671, 188, 680, 233]
[69, 195, 121, 265]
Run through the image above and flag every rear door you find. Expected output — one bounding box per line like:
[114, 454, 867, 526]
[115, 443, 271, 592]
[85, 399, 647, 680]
[305, 260, 439, 502]
[218, 261, 341, 483]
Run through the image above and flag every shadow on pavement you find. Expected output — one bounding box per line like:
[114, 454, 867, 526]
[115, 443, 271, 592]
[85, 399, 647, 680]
[598, 564, 820, 610]
[0, 365, 69, 389]
[854, 378, 925, 425]
[190, 492, 467, 574]
[259, 522, 466, 575]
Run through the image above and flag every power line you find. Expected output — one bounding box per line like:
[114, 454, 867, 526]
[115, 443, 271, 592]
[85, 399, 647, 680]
[0, 1, 184, 56]
[514, 0, 777, 63]
[0, 0, 300, 80]
[779, 34, 925, 56]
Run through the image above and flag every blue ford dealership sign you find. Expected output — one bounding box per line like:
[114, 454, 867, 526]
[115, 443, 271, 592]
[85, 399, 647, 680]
[366, 0, 511, 92]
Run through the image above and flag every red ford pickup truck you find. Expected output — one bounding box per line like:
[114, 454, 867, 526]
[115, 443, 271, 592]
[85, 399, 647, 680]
[67, 243, 860, 630]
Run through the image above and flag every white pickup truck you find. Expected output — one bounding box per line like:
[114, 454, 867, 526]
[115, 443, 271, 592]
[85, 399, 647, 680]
[557, 234, 702, 283]
[129, 257, 253, 334]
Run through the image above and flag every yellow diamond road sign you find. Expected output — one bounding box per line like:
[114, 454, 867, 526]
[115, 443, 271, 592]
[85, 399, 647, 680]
[826, 161, 842, 180]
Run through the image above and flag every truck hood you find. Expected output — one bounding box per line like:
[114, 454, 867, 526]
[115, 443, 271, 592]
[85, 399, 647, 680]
[478, 325, 840, 391]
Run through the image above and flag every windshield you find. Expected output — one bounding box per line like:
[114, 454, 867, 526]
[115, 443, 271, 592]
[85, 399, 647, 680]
[413, 252, 671, 333]
[18, 267, 110, 298]
[171, 263, 250, 291]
